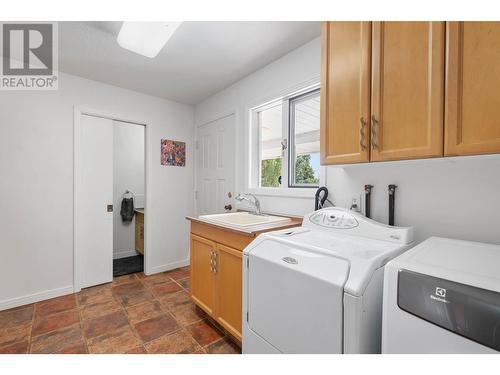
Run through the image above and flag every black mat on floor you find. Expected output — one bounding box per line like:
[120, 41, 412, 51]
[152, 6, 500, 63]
[113, 255, 144, 277]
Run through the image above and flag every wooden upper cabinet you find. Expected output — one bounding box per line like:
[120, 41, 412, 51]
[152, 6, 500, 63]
[445, 22, 500, 156]
[370, 22, 445, 161]
[320, 21, 372, 165]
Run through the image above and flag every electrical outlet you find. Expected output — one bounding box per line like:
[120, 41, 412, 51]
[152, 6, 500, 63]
[350, 194, 362, 212]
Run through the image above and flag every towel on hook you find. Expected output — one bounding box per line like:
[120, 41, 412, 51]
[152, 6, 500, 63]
[120, 197, 135, 222]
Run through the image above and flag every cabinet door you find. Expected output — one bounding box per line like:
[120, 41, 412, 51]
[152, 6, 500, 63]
[320, 21, 372, 165]
[445, 22, 500, 156]
[215, 244, 243, 341]
[371, 22, 445, 161]
[190, 234, 216, 315]
[135, 213, 144, 255]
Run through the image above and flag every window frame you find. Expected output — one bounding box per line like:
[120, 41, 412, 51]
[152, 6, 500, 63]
[287, 88, 321, 188]
[251, 84, 321, 191]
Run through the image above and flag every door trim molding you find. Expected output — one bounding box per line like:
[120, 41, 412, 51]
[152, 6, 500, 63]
[73, 106, 152, 292]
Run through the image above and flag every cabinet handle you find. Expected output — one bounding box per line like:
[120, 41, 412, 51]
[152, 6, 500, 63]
[371, 115, 379, 149]
[210, 251, 214, 273]
[359, 117, 367, 150]
[213, 251, 217, 274]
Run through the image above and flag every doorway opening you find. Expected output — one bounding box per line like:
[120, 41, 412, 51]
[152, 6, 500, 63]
[74, 109, 149, 292]
[112, 121, 145, 277]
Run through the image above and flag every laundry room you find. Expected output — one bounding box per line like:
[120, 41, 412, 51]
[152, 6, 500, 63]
[0, 1, 499, 374]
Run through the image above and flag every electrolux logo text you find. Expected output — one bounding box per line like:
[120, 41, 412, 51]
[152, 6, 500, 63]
[0, 22, 58, 90]
[430, 287, 450, 304]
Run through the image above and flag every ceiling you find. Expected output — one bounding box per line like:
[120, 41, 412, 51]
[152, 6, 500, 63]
[58, 22, 321, 105]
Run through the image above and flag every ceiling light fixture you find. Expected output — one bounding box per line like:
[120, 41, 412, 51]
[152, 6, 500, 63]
[117, 22, 182, 58]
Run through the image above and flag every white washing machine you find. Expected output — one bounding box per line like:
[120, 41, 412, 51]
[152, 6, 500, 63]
[242, 207, 414, 354]
[382, 237, 500, 353]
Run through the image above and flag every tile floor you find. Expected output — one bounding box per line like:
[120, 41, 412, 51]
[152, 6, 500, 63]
[0, 267, 241, 354]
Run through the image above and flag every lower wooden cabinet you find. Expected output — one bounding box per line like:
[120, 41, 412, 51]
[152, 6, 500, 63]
[135, 211, 144, 255]
[190, 234, 217, 316]
[188, 218, 301, 342]
[190, 233, 243, 341]
[214, 244, 243, 340]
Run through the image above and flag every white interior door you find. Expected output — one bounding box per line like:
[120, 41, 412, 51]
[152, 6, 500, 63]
[196, 114, 235, 215]
[78, 114, 114, 288]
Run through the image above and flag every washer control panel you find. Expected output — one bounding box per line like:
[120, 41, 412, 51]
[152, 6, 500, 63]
[309, 210, 359, 229]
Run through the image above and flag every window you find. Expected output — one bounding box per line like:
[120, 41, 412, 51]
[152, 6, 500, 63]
[252, 87, 320, 189]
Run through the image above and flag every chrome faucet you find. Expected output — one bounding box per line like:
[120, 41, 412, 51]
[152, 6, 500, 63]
[235, 193, 262, 215]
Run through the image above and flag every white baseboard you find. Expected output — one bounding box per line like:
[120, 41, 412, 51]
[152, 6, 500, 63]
[113, 249, 140, 259]
[149, 258, 190, 275]
[0, 285, 74, 312]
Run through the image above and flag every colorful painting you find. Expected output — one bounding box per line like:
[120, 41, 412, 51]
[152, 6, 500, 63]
[161, 139, 186, 166]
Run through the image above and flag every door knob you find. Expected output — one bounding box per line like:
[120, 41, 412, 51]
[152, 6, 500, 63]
[224, 204, 232, 211]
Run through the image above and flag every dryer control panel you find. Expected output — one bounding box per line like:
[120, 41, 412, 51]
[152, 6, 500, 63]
[309, 210, 359, 229]
[302, 207, 414, 244]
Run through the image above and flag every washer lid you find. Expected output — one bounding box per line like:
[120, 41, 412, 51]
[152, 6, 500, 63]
[247, 239, 349, 353]
[249, 226, 409, 296]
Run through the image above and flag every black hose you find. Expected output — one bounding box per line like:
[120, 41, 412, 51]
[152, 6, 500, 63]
[364, 185, 373, 218]
[388, 185, 397, 226]
[315, 187, 329, 211]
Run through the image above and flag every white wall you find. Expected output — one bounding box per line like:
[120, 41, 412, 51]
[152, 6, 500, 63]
[195, 37, 322, 216]
[0, 72, 194, 310]
[113, 122, 145, 259]
[325, 155, 500, 245]
[195, 36, 500, 246]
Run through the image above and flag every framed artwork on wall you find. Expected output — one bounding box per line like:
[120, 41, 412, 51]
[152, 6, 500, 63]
[161, 139, 186, 166]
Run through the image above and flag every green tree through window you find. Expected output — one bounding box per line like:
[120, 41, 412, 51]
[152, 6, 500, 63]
[261, 158, 282, 187]
[295, 155, 319, 185]
[261, 155, 318, 187]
